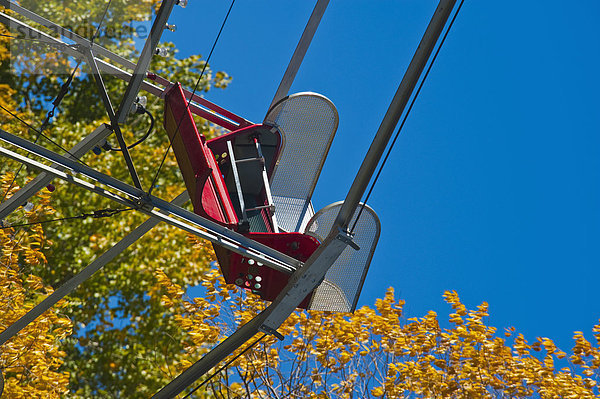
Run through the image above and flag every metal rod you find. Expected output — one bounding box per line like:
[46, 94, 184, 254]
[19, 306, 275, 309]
[234, 157, 263, 164]
[153, 1, 461, 395]
[115, 0, 176, 124]
[0, 128, 302, 273]
[152, 312, 266, 399]
[85, 50, 143, 190]
[267, 0, 330, 112]
[334, 0, 457, 230]
[0, 124, 112, 220]
[0, 12, 252, 132]
[0, 0, 137, 70]
[152, 227, 354, 399]
[245, 205, 274, 212]
[0, 191, 189, 346]
[226, 140, 248, 222]
[0, 143, 296, 273]
[254, 138, 279, 232]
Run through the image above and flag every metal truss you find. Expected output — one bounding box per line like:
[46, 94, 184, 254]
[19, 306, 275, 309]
[155, 0, 459, 396]
[0, 0, 458, 396]
[0, 128, 301, 273]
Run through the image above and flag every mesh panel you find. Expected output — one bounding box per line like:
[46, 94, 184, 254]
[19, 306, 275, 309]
[305, 202, 380, 312]
[265, 93, 338, 232]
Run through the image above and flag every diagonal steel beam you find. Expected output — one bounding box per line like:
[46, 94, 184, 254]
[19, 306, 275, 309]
[2, 0, 176, 188]
[153, 0, 459, 396]
[0, 0, 136, 69]
[267, 0, 330, 113]
[85, 49, 143, 190]
[0, 191, 189, 346]
[0, 128, 302, 273]
[115, 0, 177, 124]
[334, 0, 458, 229]
[0, 124, 112, 220]
[0, 11, 252, 131]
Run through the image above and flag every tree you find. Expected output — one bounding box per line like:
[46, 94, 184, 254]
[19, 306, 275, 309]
[155, 265, 600, 398]
[0, 174, 73, 398]
[1, 1, 230, 396]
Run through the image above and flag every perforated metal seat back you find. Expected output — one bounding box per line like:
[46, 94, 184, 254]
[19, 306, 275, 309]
[304, 202, 380, 312]
[265, 93, 338, 233]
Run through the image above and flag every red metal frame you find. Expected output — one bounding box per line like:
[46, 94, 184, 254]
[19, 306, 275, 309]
[164, 83, 238, 228]
[164, 82, 322, 307]
[224, 232, 320, 308]
[153, 75, 252, 132]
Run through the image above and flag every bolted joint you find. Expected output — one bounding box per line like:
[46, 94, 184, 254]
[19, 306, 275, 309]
[259, 325, 284, 341]
[134, 195, 154, 212]
[335, 227, 360, 251]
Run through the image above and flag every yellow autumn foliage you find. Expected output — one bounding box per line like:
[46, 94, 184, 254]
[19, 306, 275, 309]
[154, 262, 600, 398]
[0, 175, 73, 398]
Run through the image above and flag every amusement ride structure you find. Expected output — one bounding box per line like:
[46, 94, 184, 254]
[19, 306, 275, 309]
[0, 0, 462, 396]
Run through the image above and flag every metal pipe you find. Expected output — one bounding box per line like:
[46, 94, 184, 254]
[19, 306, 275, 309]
[267, 0, 330, 112]
[85, 50, 144, 190]
[0, 128, 302, 273]
[115, 0, 177, 124]
[0, 192, 189, 346]
[152, 313, 266, 399]
[151, 2, 460, 396]
[334, 0, 457, 230]
[0, 124, 112, 220]
[0, 0, 137, 70]
[254, 138, 279, 232]
[0, 11, 252, 131]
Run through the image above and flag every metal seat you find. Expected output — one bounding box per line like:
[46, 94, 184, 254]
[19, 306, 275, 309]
[164, 83, 239, 228]
[164, 83, 330, 308]
[265, 92, 339, 233]
[304, 201, 381, 312]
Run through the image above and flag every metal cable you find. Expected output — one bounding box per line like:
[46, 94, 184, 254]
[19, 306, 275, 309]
[104, 109, 155, 151]
[350, 0, 465, 234]
[147, 0, 236, 196]
[0, 0, 113, 204]
[182, 333, 267, 399]
[0, 208, 134, 230]
[0, 207, 133, 229]
[0, 103, 88, 164]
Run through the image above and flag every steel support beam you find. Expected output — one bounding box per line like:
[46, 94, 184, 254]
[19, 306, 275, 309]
[85, 50, 143, 190]
[267, 0, 329, 112]
[152, 229, 354, 399]
[153, 1, 459, 396]
[0, 12, 252, 131]
[0, 128, 301, 273]
[0, 124, 112, 220]
[115, 0, 176, 124]
[0, 0, 137, 69]
[152, 312, 267, 399]
[0, 12, 146, 84]
[0, 191, 189, 346]
[334, 0, 457, 230]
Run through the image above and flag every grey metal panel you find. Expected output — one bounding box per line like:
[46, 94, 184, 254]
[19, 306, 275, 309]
[304, 201, 380, 312]
[265, 92, 338, 232]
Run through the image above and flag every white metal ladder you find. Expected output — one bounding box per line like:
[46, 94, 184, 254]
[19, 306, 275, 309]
[226, 137, 279, 233]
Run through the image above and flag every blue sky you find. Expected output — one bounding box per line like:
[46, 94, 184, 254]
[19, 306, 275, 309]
[169, 1, 600, 350]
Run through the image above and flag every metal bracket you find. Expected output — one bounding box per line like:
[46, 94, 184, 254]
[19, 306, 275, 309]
[135, 194, 155, 212]
[260, 229, 356, 332]
[0, 128, 302, 274]
[336, 227, 360, 251]
[258, 325, 284, 341]
[0, 124, 112, 220]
